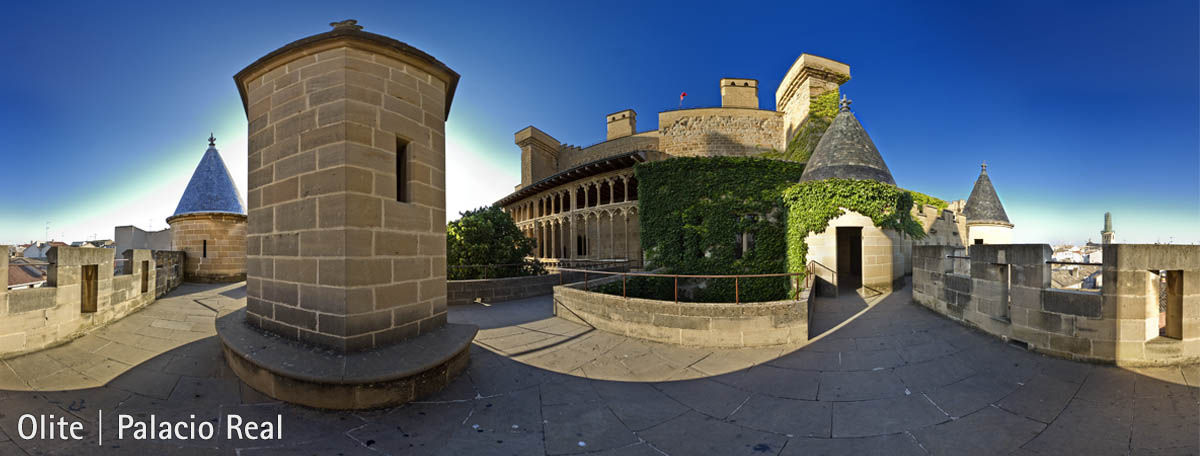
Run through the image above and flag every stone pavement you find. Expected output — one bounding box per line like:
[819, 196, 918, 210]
[0, 281, 1196, 454]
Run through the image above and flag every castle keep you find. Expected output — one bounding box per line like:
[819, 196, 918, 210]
[496, 54, 852, 264]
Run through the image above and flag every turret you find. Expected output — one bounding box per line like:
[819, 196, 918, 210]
[963, 163, 1013, 245]
[720, 78, 758, 108]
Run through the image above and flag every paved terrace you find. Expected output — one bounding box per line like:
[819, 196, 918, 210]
[0, 281, 1196, 454]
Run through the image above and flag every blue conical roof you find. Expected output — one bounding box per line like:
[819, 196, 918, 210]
[172, 137, 245, 216]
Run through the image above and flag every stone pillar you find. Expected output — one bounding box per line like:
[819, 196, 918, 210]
[569, 215, 577, 260]
[0, 248, 8, 315]
[220, 20, 476, 410]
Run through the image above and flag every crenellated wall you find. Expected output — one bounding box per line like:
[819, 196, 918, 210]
[913, 243, 1200, 366]
[0, 246, 181, 357]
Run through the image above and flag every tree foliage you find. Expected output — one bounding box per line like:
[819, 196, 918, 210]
[446, 206, 545, 280]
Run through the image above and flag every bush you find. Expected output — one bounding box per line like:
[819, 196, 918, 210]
[447, 206, 545, 280]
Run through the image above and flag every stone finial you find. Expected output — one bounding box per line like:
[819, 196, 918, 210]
[330, 19, 363, 31]
[839, 94, 852, 112]
[981, 161, 987, 173]
[1104, 211, 1113, 231]
[208, 133, 216, 147]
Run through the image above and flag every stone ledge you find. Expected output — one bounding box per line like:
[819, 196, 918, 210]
[217, 308, 476, 409]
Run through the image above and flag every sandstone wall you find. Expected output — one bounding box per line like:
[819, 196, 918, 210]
[553, 279, 811, 348]
[238, 40, 452, 352]
[804, 210, 906, 296]
[557, 132, 660, 171]
[657, 108, 784, 157]
[169, 212, 247, 282]
[0, 247, 165, 357]
[912, 243, 1200, 366]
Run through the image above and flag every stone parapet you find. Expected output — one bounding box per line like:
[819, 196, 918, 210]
[912, 243, 1200, 366]
[552, 279, 810, 348]
[0, 247, 172, 357]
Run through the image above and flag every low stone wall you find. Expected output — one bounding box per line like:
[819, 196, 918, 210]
[552, 280, 811, 348]
[0, 246, 177, 357]
[913, 243, 1200, 366]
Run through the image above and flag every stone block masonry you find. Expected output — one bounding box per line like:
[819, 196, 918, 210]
[222, 20, 475, 410]
[236, 23, 459, 353]
[168, 212, 247, 282]
[0, 246, 175, 357]
[912, 243, 1200, 366]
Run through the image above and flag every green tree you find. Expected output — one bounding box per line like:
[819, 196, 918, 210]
[446, 205, 545, 280]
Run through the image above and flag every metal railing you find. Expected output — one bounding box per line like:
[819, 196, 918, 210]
[1046, 260, 1101, 266]
[558, 267, 804, 304]
[806, 260, 837, 298]
[447, 258, 640, 280]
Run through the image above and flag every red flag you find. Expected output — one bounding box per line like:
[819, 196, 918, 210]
[679, 91, 687, 108]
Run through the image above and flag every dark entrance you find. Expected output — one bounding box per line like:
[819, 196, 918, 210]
[81, 265, 98, 313]
[836, 227, 863, 290]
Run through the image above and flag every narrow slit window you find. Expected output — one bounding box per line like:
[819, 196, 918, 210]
[202, 240, 207, 258]
[396, 137, 410, 202]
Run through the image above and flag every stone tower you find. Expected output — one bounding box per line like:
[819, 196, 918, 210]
[218, 20, 475, 409]
[1102, 212, 1115, 244]
[963, 163, 1013, 245]
[167, 134, 247, 282]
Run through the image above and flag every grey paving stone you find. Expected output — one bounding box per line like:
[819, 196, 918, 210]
[540, 375, 600, 405]
[1130, 395, 1200, 452]
[996, 373, 1080, 423]
[831, 394, 949, 437]
[1022, 397, 1133, 456]
[542, 400, 637, 455]
[591, 381, 687, 431]
[348, 401, 472, 453]
[818, 370, 908, 401]
[894, 356, 977, 391]
[782, 434, 927, 456]
[712, 364, 820, 400]
[911, 406, 1045, 455]
[726, 394, 832, 437]
[925, 373, 1021, 418]
[766, 350, 841, 371]
[652, 378, 749, 418]
[1076, 366, 1137, 403]
[836, 348, 907, 371]
[639, 411, 788, 455]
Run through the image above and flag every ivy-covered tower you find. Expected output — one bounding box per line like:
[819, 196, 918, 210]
[963, 163, 1013, 245]
[796, 98, 906, 296]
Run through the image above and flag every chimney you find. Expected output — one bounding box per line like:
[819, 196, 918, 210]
[606, 109, 636, 140]
[720, 78, 758, 108]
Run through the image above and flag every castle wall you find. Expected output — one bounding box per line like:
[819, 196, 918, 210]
[913, 243, 1200, 365]
[774, 54, 850, 141]
[657, 108, 784, 157]
[168, 212, 247, 282]
[0, 247, 170, 357]
[557, 133, 660, 171]
[506, 168, 641, 262]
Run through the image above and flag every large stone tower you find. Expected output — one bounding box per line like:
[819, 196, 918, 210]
[167, 135, 247, 282]
[218, 20, 475, 409]
[1102, 212, 1115, 244]
[963, 163, 1013, 245]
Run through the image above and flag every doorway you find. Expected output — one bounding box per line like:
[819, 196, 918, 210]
[836, 227, 863, 290]
[81, 265, 98, 313]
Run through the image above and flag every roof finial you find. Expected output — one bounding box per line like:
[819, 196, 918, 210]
[208, 133, 216, 147]
[330, 19, 363, 31]
[981, 161, 987, 173]
[839, 94, 852, 112]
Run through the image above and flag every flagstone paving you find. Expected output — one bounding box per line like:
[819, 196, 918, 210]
[0, 280, 1196, 454]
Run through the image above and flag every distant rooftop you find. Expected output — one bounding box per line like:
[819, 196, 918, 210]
[172, 135, 245, 217]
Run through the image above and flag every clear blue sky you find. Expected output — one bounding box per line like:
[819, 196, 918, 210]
[1, 0, 1196, 245]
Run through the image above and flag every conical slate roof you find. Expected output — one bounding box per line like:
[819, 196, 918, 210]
[963, 164, 1010, 225]
[798, 102, 895, 185]
[172, 135, 245, 217]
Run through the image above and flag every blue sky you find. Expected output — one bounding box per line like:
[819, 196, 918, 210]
[1, 0, 1196, 245]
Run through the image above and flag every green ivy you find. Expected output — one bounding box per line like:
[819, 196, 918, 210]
[627, 157, 806, 302]
[760, 90, 840, 163]
[910, 190, 949, 211]
[782, 178, 928, 278]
